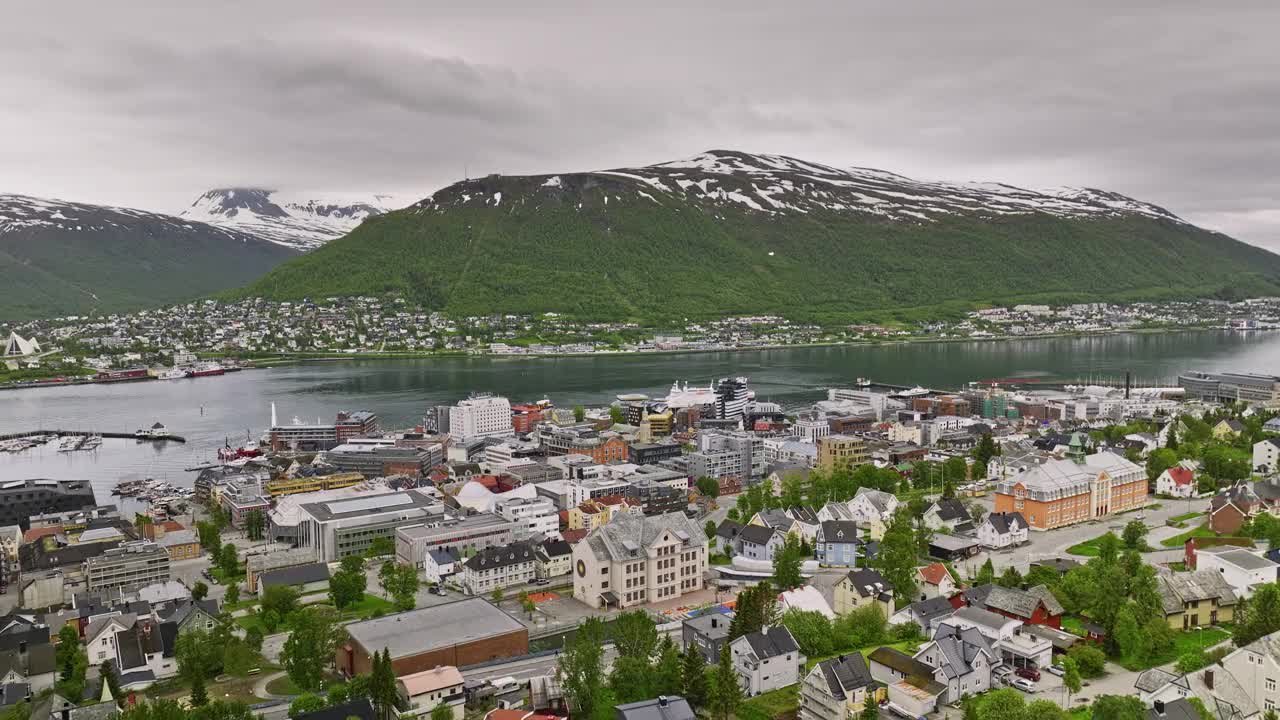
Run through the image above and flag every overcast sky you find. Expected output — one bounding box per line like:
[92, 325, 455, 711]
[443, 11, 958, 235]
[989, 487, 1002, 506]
[3, 1, 1278, 251]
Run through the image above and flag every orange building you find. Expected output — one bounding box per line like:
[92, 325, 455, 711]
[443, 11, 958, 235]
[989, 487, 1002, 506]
[993, 435, 1147, 530]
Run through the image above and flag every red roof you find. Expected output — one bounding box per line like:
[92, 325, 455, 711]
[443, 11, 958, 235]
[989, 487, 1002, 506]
[561, 529, 588, 544]
[23, 526, 60, 543]
[917, 562, 952, 586]
[1165, 467, 1194, 486]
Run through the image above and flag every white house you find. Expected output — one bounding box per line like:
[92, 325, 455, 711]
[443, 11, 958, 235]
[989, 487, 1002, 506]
[1156, 467, 1197, 498]
[397, 665, 466, 719]
[915, 563, 958, 600]
[423, 548, 460, 585]
[1219, 630, 1280, 717]
[736, 525, 786, 562]
[976, 512, 1028, 549]
[798, 653, 877, 720]
[1254, 439, 1280, 476]
[849, 488, 899, 525]
[730, 626, 806, 696]
[85, 614, 132, 666]
[1196, 547, 1280, 599]
[922, 499, 971, 532]
[913, 624, 995, 703]
[461, 542, 536, 595]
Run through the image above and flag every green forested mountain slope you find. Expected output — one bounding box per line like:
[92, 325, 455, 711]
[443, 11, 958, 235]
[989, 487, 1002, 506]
[0, 194, 296, 320]
[236, 151, 1280, 322]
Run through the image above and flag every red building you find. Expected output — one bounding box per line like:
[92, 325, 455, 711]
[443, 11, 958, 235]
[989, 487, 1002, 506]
[960, 584, 1063, 629]
[511, 404, 545, 434]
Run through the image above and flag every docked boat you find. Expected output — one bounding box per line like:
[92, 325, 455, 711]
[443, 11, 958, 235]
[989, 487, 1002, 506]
[158, 367, 189, 380]
[80, 435, 102, 450]
[135, 422, 170, 439]
[56, 436, 81, 452]
[189, 361, 225, 378]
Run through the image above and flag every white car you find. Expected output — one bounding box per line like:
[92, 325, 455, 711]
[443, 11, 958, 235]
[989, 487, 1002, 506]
[1046, 664, 1066, 677]
[1011, 677, 1037, 693]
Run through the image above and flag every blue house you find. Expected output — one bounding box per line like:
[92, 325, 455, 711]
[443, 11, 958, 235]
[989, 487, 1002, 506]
[816, 520, 860, 567]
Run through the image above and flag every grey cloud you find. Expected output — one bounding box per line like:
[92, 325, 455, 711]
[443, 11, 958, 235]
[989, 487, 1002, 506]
[0, 0, 1278, 252]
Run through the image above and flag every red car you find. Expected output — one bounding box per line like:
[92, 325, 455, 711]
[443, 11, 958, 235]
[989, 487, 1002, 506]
[1015, 667, 1041, 682]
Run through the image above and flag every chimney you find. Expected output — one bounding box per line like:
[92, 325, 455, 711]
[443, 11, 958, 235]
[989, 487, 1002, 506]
[710, 617, 718, 629]
[658, 697, 668, 708]
[61, 702, 71, 720]
[1154, 700, 1166, 716]
[1204, 669, 1214, 689]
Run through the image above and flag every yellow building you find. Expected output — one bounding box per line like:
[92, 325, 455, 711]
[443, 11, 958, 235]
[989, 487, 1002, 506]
[266, 472, 365, 498]
[645, 410, 673, 437]
[567, 498, 639, 531]
[833, 568, 895, 618]
[818, 435, 869, 472]
[1155, 570, 1237, 630]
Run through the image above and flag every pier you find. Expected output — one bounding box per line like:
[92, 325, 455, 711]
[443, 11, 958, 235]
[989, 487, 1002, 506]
[0, 429, 185, 443]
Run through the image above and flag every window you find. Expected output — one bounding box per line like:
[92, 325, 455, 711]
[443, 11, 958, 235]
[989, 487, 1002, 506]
[1268, 678, 1276, 692]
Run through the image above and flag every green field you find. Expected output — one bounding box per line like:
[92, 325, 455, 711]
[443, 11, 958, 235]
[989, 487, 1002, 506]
[738, 685, 799, 720]
[1117, 628, 1230, 671]
[1161, 524, 1216, 548]
[1169, 511, 1204, 523]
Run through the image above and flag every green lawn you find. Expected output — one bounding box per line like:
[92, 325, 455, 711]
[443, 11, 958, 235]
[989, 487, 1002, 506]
[804, 640, 920, 672]
[238, 593, 397, 633]
[1169, 511, 1203, 523]
[1160, 523, 1216, 548]
[738, 685, 798, 720]
[1116, 628, 1230, 671]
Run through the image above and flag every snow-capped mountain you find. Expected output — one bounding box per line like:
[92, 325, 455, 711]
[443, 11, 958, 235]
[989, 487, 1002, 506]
[182, 188, 398, 251]
[421, 149, 1184, 224]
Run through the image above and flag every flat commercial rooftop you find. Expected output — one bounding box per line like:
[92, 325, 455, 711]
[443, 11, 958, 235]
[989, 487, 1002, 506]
[344, 597, 526, 659]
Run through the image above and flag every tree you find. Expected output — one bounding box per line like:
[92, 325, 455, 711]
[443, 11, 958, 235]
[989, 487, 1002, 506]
[491, 587, 505, 605]
[1061, 656, 1082, 708]
[973, 433, 1000, 465]
[1113, 606, 1143, 663]
[366, 536, 395, 558]
[370, 649, 399, 720]
[521, 597, 537, 618]
[558, 617, 607, 720]
[1121, 520, 1148, 550]
[728, 581, 779, 640]
[837, 605, 886, 649]
[1146, 448, 1178, 482]
[245, 625, 265, 652]
[860, 693, 879, 720]
[1066, 644, 1106, 678]
[708, 638, 742, 720]
[1091, 695, 1146, 720]
[971, 459, 987, 483]
[1235, 583, 1280, 647]
[244, 510, 266, 542]
[975, 688, 1025, 720]
[614, 611, 659, 660]
[573, 405, 586, 422]
[997, 566, 1023, 589]
[974, 558, 996, 586]
[56, 625, 81, 678]
[772, 533, 805, 589]
[218, 543, 240, 577]
[695, 476, 720, 498]
[874, 508, 919, 604]
[681, 650, 709, 711]
[288, 695, 326, 718]
[99, 660, 123, 707]
[430, 705, 456, 720]
[192, 581, 209, 601]
[331, 555, 368, 610]
[224, 583, 240, 605]
[1095, 532, 1121, 566]
[223, 638, 256, 678]
[1026, 700, 1068, 720]
[609, 406, 625, 425]
[197, 521, 221, 551]
[781, 609, 835, 657]
[704, 520, 718, 542]
[175, 629, 222, 681]
[652, 636, 683, 698]
[941, 477, 956, 499]
[281, 608, 341, 693]
[262, 584, 300, 625]
[190, 674, 208, 707]
[379, 561, 421, 611]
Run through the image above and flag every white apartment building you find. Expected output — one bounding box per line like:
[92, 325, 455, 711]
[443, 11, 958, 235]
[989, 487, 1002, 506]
[461, 542, 536, 595]
[794, 415, 830, 442]
[449, 393, 514, 441]
[566, 477, 632, 507]
[1197, 548, 1280, 599]
[572, 511, 707, 609]
[493, 497, 560, 540]
[1255, 439, 1280, 475]
[1221, 631, 1280, 715]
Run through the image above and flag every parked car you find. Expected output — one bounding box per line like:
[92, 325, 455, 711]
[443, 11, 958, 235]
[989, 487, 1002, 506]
[1046, 664, 1065, 677]
[1011, 678, 1037, 693]
[533, 578, 550, 586]
[1015, 667, 1041, 682]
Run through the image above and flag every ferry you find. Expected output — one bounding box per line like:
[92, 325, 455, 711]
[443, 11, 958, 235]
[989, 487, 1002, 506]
[158, 367, 189, 380]
[189, 362, 226, 378]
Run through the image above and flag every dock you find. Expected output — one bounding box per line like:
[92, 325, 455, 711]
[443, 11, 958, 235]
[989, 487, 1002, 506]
[0, 429, 185, 443]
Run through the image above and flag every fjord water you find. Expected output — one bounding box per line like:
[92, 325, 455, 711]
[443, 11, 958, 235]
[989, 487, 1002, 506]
[2, 331, 1278, 494]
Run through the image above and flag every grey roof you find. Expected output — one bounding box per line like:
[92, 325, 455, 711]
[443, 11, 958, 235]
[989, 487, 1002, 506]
[344, 598, 526, 660]
[683, 612, 733, 641]
[909, 596, 955, 623]
[1021, 624, 1078, 651]
[1214, 549, 1278, 571]
[464, 542, 535, 571]
[26, 643, 55, 676]
[820, 502, 856, 522]
[928, 624, 993, 679]
[786, 506, 820, 525]
[757, 509, 795, 533]
[0, 683, 28, 707]
[819, 521, 860, 543]
[962, 584, 995, 607]
[815, 653, 873, 699]
[1147, 699, 1203, 720]
[584, 511, 707, 563]
[428, 547, 462, 565]
[929, 533, 978, 552]
[984, 512, 1027, 535]
[841, 569, 892, 599]
[867, 646, 935, 681]
[716, 520, 744, 540]
[1156, 571, 1238, 614]
[929, 499, 968, 523]
[853, 487, 895, 513]
[260, 562, 331, 589]
[1238, 629, 1280, 665]
[737, 524, 780, 547]
[1135, 668, 1178, 693]
[951, 605, 1013, 631]
[742, 626, 800, 660]
[982, 585, 1062, 619]
[615, 696, 696, 720]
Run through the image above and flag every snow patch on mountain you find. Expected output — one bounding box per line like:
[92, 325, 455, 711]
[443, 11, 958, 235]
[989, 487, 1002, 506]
[181, 188, 399, 251]
[0, 193, 257, 242]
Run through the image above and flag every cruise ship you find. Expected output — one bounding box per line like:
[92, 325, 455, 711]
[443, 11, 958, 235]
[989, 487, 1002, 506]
[0, 479, 98, 529]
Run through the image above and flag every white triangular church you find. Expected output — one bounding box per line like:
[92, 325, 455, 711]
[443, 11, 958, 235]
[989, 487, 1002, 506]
[4, 332, 40, 356]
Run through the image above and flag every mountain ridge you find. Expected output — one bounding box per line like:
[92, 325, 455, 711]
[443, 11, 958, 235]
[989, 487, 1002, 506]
[181, 187, 396, 251]
[0, 193, 295, 320]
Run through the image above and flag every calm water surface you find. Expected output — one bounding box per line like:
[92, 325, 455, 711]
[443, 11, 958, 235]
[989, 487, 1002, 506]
[2, 330, 1277, 494]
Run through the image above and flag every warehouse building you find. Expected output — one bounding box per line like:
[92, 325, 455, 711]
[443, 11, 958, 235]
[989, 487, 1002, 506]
[337, 598, 528, 677]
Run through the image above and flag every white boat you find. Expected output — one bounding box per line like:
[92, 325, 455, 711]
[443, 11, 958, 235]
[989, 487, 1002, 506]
[80, 435, 102, 450]
[56, 436, 80, 452]
[158, 368, 189, 380]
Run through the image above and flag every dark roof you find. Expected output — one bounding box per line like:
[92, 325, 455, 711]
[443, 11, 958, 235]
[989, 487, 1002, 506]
[961, 583, 996, 608]
[615, 696, 696, 720]
[1147, 699, 1202, 720]
[983, 512, 1025, 535]
[742, 626, 800, 660]
[930, 499, 968, 523]
[0, 683, 29, 707]
[910, 596, 956, 622]
[716, 520, 743, 540]
[737, 524, 779, 547]
[539, 539, 572, 558]
[296, 698, 377, 720]
[819, 521, 860, 543]
[115, 622, 164, 671]
[817, 653, 873, 698]
[842, 569, 892, 599]
[159, 622, 179, 659]
[787, 506, 820, 525]
[0, 626, 50, 653]
[260, 562, 331, 589]
[26, 642, 55, 675]
[464, 542, 535, 571]
[1030, 558, 1080, 575]
[867, 646, 934, 679]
